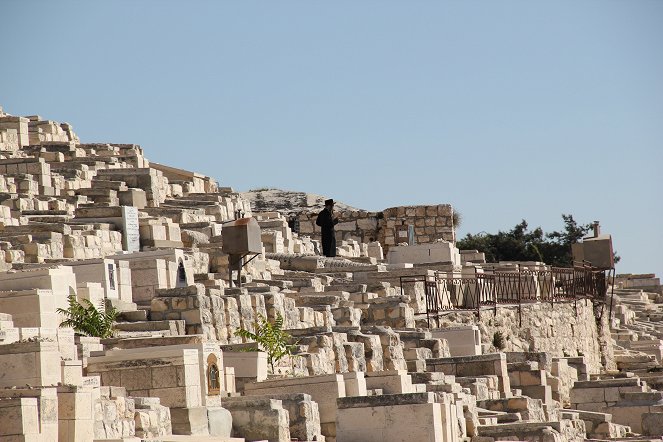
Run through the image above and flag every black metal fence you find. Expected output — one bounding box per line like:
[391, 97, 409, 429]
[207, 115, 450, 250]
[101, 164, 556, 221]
[400, 265, 612, 327]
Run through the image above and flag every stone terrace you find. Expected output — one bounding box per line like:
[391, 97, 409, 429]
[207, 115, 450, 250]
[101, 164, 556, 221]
[0, 105, 661, 442]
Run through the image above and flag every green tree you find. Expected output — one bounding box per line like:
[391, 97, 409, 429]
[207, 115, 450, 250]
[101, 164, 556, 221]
[457, 214, 600, 267]
[57, 295, 118, 338]
[235, 313, 298, 372]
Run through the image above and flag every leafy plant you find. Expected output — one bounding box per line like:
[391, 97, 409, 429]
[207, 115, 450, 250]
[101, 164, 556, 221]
[452, 209, 463, 229]
[57, 295, 118, 338]
[457, 214, 620, 267]
[235, 313, 298, 372]
[492, 331, 506, 350]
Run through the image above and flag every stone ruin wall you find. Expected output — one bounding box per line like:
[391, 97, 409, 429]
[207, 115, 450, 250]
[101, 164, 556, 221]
[296, 204, 455, 251]
[441, 299, 615, 374]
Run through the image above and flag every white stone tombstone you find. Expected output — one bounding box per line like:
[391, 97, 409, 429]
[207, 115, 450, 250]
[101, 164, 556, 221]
[367, 241, 384, 260]
[387, 241, 461, 266]
[430, 326, 482, 357]
[121, 206, 140, 252]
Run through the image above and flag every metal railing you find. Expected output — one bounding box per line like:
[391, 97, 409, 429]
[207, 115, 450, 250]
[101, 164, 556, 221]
[400, 265, 612, 327]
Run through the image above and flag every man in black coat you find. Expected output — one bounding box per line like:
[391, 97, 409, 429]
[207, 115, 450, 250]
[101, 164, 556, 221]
[316, 198, 338, 257]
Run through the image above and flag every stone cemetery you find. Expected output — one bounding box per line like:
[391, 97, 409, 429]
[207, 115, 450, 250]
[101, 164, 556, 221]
[0, 105, 662, 441]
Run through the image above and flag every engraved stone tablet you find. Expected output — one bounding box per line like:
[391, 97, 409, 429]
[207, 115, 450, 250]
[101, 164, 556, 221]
[121, 206, 140, 252]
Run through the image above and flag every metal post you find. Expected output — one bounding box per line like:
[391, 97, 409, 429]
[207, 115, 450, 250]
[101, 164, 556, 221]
[236, 256, 243, 287]
[608, 268, 616, 323]
[517, 268, 522, 327]
[477, 280, 481, 320]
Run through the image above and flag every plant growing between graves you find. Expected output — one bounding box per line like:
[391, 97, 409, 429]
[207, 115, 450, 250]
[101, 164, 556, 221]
[492, 330, 506, 350]
[452, 209, 463, 229]
[57, 294, 118, 338]
[236, 313, 298, 372]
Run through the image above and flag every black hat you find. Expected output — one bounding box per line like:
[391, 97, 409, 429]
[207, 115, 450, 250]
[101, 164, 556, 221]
[325, 199, 334, 206]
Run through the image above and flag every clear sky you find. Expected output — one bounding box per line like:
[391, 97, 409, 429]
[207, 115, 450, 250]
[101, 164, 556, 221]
[2, 1, 662, 274]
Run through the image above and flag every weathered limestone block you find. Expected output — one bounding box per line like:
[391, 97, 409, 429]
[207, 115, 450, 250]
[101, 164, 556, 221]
[58, 385, 95, 442]
[330, 332, 350, 373]
[310, 304, 334, 328]
[293, 292, 344, 308]
[244, 373, 346, 439]
[365, 298, 415, 329]
[149, 285, 227, 341]
[427, 353, 511, 398]
[250, 293, 268, 321]
[246, 393, 324, 442]
[569, 377, 647, 410]
[0, 340, 61, 387]
[342, 371, 368, 397]
[399, 280, 427, 314]
[0, 115, 29, 149]
[207, 406, 232, 437]
[223, 351, 268, 392]
[263, 290, 287, 323]
[548, 358, 578, 406]
[479, 396, 547, 422]
[95, 168, 169, 207]
[133, 396, 172, 438]
[365, 370, 418, 394]
[642, 412, 663, 436]
[0, 387, 58, 441]
[362, 326, 408, 371]
[86, 347, 202, 409]
[454, 375, 497, 401]
[604, 392, 663, 433]
[209, 291, 228, 343]
[221, 396, 290, 442]
[400, 330, 450, 361]
[97, 337, 226, 407]
[0, 397, 40, 440]
[475, 421, 578, 442]
[344, 342, 367, 372]
[297, 334, 337, 375]
[94, 389, 136, 440]
[61, 359, 84, 386]
[0, 265, 77, 314]
[170, 406, 209, 436]
[430, 326, 482, 357]
[347, 331, 385, 372]
[337, 392, 458, 442]
[297, 306, 320, 328]
[0, 288, 59, 329]
[226, 291, 256, 339]
[332, 305, 362, 327]
[223, 296, 242, 344]
[367, 241, 384, 260]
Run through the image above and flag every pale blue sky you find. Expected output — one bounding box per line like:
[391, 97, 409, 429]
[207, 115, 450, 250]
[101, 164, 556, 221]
[2, 1, 661, 274]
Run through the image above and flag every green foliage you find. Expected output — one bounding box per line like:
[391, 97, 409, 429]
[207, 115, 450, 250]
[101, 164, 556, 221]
[235, 313, 298, 371]
[452, 209, 463, 229]
[57, 295, 118, 338]
[492, 331, 506, 350]
[457, 214, 620, 267]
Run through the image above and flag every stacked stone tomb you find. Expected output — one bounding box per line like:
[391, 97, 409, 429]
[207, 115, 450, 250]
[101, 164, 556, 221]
[3, 105, 663, 441]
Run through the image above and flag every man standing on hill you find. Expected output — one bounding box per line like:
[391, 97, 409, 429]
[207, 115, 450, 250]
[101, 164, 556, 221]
[316, 198, 338, 257]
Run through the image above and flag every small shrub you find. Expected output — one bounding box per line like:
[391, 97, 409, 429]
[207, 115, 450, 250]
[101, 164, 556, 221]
[452, 209, 463, 229]
[492, 331, 506, 350]
[57, 295, 118, 338]
[236, 313, 298, 372]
